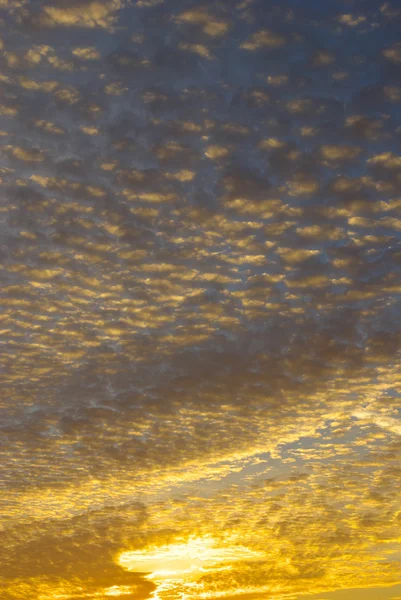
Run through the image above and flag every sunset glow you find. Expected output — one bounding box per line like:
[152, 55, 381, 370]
[118, 537, 264, 583]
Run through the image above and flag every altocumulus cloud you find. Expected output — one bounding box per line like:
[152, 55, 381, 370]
[1, 0, 401, 599]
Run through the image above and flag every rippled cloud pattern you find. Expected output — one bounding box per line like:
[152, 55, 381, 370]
[2, 1, 401, 599]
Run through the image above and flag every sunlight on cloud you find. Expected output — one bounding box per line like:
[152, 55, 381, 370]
[118, 537, 265, 599]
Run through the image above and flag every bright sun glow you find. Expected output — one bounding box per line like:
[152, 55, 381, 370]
[103, 586, 135, 596]
[118, 536, 264, 582]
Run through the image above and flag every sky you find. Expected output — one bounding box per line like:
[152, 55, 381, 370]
[1, 0, 401, 599]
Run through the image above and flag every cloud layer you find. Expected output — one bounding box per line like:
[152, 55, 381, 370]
[1, 0, 401, 598]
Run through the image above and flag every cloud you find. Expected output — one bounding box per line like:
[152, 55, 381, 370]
[72, 47, 101, 60]
[1, 1, 401, 599]
[35, 0, 126, 30]
[353, 410, 401, 436]
[175, 6, 231, 37]
[383, 43, 401, 63]
[241, 29, 285, 50]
